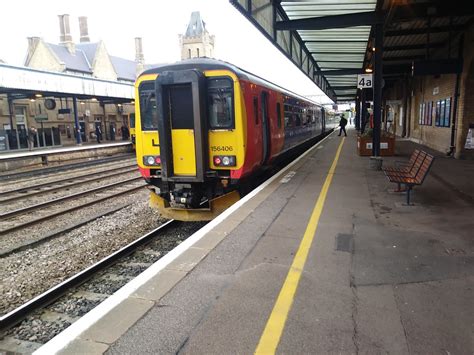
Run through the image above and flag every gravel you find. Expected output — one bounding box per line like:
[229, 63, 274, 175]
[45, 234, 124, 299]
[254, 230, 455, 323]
[7, 314, 72, 344]
[0, 195, 166, 315]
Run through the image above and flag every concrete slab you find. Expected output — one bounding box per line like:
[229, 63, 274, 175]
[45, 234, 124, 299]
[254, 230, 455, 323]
[132, 269, 187, 302]
[80, 297, 154, 344]
[165, 246, 209, 272]
[394, 277, 474, 354]
[58, 338, 109, 355]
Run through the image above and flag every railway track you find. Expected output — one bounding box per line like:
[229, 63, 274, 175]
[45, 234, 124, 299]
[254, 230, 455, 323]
[0, 153, 135, 182]
[0, 164, 138, 203]
[0, 178, 146, 235]
[0, 220, 206, 353]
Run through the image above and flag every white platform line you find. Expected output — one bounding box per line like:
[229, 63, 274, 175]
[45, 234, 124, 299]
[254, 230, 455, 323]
[34, 131, 335, 355]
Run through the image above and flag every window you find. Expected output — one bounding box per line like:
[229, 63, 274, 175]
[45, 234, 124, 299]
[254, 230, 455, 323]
[139, 82, 158, 130]
[207, 77, 234, 129]
[167, 84, 194, 129]
[276, 103, 282, 128]
[197, 48, 200, 57]
[15, 106, 27, 124]
[284, 104, 293, 127]
[419, 102, 432, 126]
[253, 97, 259, 125]
[188, 49, 191, 59]
[435, 98, 451, 127]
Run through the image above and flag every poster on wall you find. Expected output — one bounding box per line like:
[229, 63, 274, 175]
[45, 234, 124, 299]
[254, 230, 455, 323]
[465, 129, 473, 149]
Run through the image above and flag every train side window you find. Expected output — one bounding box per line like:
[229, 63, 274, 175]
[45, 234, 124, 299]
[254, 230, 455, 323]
[207, 77, 234, 129]
[295, 111, 301, 126]
[139, 82, 158, 130]
[276, 103, 282, 128]
[253, 97, 259, 125]
[284, 105, 292, 127]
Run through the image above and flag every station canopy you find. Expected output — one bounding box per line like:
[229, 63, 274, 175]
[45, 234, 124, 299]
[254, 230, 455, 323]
[230, 0, 474, 103]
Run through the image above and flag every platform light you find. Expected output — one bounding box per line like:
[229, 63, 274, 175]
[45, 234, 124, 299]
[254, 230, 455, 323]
[372, 47, 376, 52]
[91, 97, 97, 102]
[35, 93, 42, 98]
[365, 67, 373, 73]
[29, 98, 36, 102]
[80, 101, 85, 105]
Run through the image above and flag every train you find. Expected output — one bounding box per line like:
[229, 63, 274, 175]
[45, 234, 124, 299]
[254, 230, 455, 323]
[134, 58, 336, 221]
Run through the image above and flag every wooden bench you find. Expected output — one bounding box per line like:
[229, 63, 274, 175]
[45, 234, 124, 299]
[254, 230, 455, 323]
[382, 149, 421, 174]
[383, 151, 435, 205]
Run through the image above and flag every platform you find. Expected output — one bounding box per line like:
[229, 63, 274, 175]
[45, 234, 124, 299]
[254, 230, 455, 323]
[0, 141, 132, 172]
[36, 129, 474, 354]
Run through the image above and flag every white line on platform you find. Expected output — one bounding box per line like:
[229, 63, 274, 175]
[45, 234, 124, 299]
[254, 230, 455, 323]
[34, 131, 335, 355]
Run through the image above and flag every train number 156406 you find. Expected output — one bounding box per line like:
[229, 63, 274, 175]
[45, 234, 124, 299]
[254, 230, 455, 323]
[210, 145, 233, 152]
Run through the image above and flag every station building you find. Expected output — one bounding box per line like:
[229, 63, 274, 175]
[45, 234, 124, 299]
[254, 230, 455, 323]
[382, 20, 474, 159]
[0, 15, 144, 150]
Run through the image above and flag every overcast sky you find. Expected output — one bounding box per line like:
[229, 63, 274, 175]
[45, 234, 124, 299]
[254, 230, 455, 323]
[0, 0, 332, 104]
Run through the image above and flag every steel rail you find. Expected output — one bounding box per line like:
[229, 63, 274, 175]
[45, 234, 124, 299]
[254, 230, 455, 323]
[0, 177, 142, 220]
[0, 166, 138, 203]
[0, 183, 147, 235]
[0, 219, 177, 333]
[0, 154, 135, 182]
[0, 163, 137, 196]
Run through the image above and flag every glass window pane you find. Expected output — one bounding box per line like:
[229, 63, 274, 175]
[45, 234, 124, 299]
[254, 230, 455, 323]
[207, 78, 234, 129]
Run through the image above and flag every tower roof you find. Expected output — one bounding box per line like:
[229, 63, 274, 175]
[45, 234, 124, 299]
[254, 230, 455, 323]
[185, 11, 207, 37]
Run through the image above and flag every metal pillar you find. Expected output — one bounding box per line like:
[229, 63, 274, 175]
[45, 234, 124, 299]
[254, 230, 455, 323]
[72, 96, 81, 144]
[361, 89, 367, 134]
[372, 23, 383, 157]
[355, 89, 361, 131]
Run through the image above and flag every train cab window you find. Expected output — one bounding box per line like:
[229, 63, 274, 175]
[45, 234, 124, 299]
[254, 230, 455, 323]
[207, 77, 234, 129]
[139, 82, 158, 130]
[253, 97, 259, 125]
[276, 103, 282, 128]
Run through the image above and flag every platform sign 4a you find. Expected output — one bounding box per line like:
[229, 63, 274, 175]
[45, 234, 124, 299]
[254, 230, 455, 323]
[357, 74, 373, 89]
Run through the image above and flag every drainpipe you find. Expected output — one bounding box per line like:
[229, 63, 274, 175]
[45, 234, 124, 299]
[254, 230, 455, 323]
[449, 34, 464, 157]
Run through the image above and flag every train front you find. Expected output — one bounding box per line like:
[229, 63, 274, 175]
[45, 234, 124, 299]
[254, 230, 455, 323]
[135, 63, 245, 221]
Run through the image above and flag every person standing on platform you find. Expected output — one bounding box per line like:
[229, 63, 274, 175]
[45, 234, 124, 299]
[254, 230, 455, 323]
[27, 127, 37, 150]
[95, 123, 102, 143]
[338, 115, 348, 137]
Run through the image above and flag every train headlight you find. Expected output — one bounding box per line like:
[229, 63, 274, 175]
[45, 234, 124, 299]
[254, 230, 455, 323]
[213, 155, 236, 167]
[146, 156, 155, 165]
[144, 155, 161, 166]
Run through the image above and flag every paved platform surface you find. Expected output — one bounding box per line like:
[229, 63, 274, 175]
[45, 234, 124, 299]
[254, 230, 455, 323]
[40, 129, 473, 354]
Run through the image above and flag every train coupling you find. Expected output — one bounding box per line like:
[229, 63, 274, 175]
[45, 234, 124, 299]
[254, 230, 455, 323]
[149, 190, 240, 222]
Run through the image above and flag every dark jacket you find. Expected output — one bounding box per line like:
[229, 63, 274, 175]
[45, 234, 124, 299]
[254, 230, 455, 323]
[339, 117, 348, 127]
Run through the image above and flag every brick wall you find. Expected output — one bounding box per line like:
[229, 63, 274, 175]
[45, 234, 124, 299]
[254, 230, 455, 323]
[383, 22, 474, 158]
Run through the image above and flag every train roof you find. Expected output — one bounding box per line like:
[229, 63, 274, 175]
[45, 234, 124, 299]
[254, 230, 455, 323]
[141, 58, 322, 107]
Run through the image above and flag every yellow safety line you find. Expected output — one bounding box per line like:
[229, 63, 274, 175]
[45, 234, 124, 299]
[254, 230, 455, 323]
[255, 137, 345, 355]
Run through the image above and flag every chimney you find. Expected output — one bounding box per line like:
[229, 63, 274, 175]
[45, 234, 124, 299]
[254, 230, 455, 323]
[135, 37, 145, 63]
[135, 37, 145, 77]
[58, 14, 72, 43]
[25, 37, 41, 65]
[79, 16, 90, 43]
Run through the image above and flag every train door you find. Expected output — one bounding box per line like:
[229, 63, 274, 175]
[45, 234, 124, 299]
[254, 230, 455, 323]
[155, 70, 207, 182]
[321, 107, 326, 132]
[168, 84, 196, 176]
[261, 91, 270, 163]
